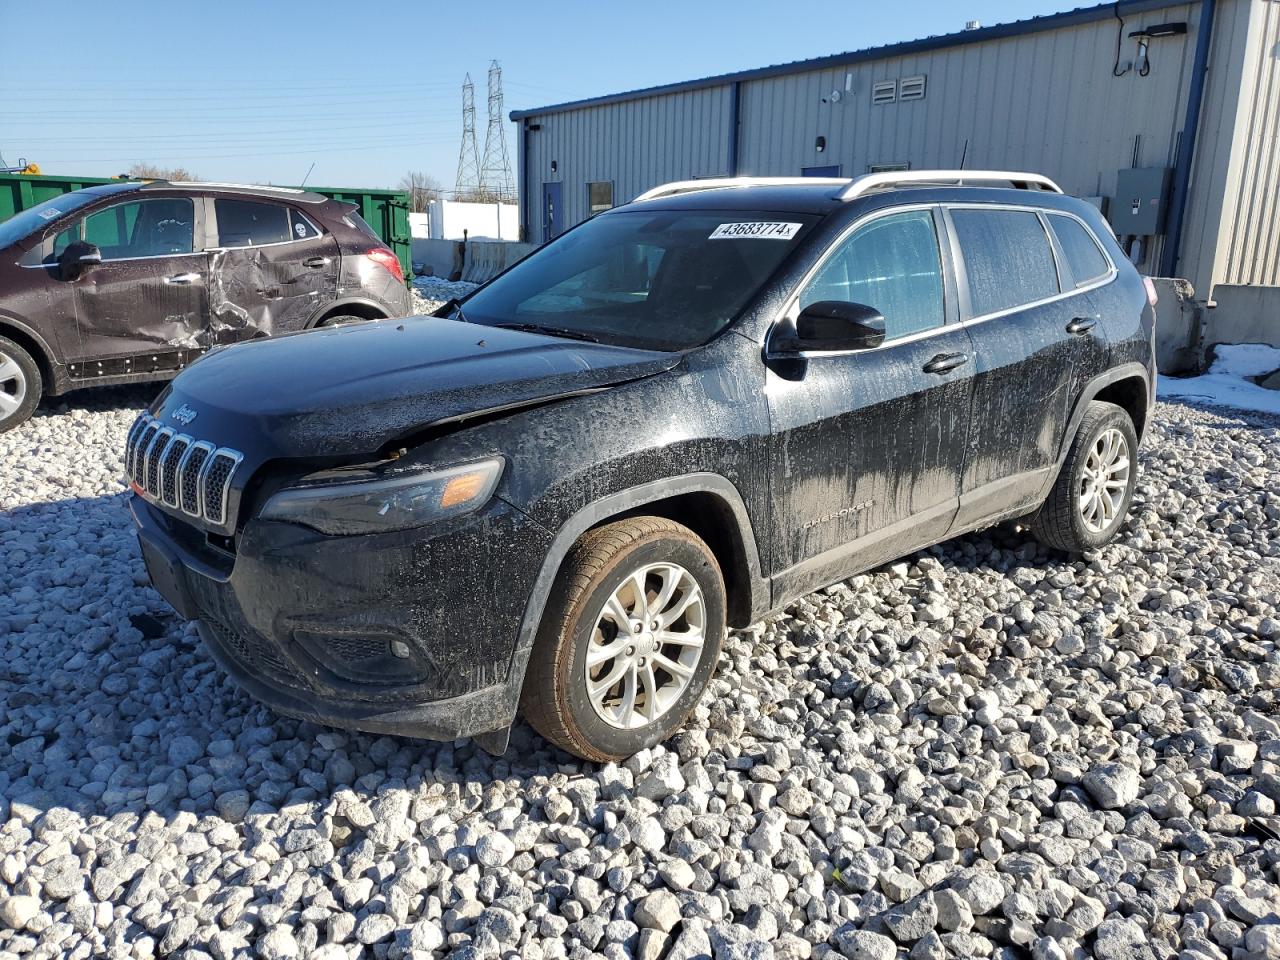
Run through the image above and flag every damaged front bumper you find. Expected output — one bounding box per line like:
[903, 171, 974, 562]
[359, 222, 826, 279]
[130, 493, 551, 745]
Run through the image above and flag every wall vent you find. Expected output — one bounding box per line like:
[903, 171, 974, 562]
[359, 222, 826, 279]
[872, 80, 897, 105]
[899, 75, 927, 101]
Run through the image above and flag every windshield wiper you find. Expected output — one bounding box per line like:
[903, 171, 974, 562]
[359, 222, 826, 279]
[494, 322, 600, 343]
[435, 298, 469, 323]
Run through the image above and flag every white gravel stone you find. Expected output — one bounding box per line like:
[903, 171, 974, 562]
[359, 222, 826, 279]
[3, 393, 1280, 959]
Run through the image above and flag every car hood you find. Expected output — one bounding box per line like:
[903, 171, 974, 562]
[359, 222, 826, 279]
[151, 315, 680, 460]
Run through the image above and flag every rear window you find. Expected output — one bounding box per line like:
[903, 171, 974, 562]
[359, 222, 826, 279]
[1048, 214, 1110, 286]
[343, 210, 381, 241]
[951, 208, 1060, 317]
[215, 199, 291, 247]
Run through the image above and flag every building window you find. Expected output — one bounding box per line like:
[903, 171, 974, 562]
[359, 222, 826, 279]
[588, 181, 614, 215]
[868, 162, 910, 173]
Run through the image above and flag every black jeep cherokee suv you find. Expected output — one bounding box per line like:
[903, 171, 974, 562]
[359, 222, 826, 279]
[0, 180, 411, 431]
[127, 170, 1155, 761]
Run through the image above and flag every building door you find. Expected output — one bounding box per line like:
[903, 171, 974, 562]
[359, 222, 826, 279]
[542, 182, 563, 242]
[802, 165, 842, 177]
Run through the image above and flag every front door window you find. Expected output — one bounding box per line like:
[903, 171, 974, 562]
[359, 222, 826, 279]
[82, 198, 195, 260]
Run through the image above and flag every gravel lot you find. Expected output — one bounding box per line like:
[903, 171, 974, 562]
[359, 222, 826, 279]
[2, 389, 1279, 960]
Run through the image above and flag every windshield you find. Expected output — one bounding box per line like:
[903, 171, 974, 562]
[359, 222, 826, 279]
[459, 209, 817, 351]
[0, 191, 106, 250]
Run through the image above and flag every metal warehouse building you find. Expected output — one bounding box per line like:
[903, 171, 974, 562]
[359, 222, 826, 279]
[511, 0, 1280, 319]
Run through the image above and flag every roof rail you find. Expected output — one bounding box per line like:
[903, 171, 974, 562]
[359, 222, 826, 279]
[633, 176, 849, 202]
[165, 180, 307, 194]
[838, 169, 1062, 200]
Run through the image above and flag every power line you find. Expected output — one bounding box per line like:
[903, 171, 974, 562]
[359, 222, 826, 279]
[454, 74, 481, 197]
[479, 60, 516, 201]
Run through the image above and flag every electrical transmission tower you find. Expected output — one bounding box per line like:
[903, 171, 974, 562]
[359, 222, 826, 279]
[479, 60, 515, 201]
[454, 74, 482, 197]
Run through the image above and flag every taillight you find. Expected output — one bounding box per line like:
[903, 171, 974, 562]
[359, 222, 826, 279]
[367, 247, 404, 284]
[1143, 276, 1159, 308]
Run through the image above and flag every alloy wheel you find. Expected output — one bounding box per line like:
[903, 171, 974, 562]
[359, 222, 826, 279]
[0, 352, 27, 420]
[1078, 427, 1130, 533]
[585, 562, 706, 730]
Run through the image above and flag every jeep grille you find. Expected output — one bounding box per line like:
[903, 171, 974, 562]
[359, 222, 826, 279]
[125, 413, 244, 529]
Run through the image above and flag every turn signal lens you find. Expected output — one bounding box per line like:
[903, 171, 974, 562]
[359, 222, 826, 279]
[440, 470, 490, 509]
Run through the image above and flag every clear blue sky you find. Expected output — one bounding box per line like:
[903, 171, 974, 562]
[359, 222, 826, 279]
[1, 0, 1071, 192]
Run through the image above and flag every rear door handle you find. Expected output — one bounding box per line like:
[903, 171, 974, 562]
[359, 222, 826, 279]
[923, 352, 969, 374]
[164, 272, 200, 285]
[1066, 316, 1098, 334]
[303, 256, 330, 268]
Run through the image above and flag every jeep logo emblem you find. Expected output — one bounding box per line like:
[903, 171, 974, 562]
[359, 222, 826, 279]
[171, 404, 198, 426]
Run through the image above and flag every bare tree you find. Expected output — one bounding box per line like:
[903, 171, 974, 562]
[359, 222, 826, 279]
[453, 187, 508, 204]
[127, 161, 199, 181]
[400, 171, 443, 212]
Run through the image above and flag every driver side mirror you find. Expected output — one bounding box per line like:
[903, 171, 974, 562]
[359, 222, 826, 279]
[772, 300, 886, 355]
[58, 241, 102, 281]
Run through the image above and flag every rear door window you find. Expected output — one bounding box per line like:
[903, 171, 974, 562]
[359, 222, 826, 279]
[950, 208, 1060, 317]
[81, 198, 194, 260]
[800, 208, 945, 340]
[214, 199, 292, 247]
[1048, 214, 1111, 287]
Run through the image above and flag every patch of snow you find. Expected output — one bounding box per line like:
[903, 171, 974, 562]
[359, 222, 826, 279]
[409, 276, 480, 317]
[1203, 342, 1280, 378]
[1159, 342, 1280, 416]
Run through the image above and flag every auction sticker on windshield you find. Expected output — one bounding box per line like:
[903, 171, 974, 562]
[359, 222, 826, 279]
[709, 222, 802, 240]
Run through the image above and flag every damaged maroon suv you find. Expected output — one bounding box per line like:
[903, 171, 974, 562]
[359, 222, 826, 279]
[127, 171, 1155, 761]
[0, 181, 411, 431]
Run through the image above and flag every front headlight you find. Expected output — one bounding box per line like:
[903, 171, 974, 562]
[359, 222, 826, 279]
[259, 458, 504, 535]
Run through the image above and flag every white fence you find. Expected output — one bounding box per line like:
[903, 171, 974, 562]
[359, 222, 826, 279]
[409, 200, 520, 241]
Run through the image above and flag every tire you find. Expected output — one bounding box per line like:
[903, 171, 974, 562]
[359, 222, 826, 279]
[318, 314, 372, 328]
[522, 517, 727, 762]
[1031, 400, 1138, 553]
[0, 337, 41, 434]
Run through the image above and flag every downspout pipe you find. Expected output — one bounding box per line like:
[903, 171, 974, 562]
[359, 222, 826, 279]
[518, 120, 530, 243]
[1159, 0, 1216, 278]
[728, 81, 741, 176]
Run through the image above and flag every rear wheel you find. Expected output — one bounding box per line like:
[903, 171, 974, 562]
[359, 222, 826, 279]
[0, 337, 40, 434]
[522, 517, 726, 761]
[1031, 400, 1137, 552]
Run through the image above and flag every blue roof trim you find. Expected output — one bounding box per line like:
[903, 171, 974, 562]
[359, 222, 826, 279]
[510, 0, 1185, 121]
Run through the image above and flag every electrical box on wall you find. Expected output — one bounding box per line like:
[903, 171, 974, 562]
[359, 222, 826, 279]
[1109, 167, 1171, 236]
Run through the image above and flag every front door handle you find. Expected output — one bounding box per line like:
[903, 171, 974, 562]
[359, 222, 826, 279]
[303, 256, 330, 268]
[922, 352, 969, 374]
[164, 272, 200, 285]
[1066, 316, 1098, 334]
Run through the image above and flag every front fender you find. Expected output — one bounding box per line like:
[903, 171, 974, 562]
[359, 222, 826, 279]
[508, 472, 767, 680]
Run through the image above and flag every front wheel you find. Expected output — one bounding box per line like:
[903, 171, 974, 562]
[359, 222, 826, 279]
[0, 337, 41, 434]
[522, 517, 726, 761]
[1031, 400, 1138, 552]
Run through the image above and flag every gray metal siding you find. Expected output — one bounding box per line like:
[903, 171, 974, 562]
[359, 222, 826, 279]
[520, 87, 731, 239]
[1178, 0, 1260, 295]
[734, 6, 1201, 276]
[1221, 0, 1280, 285]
